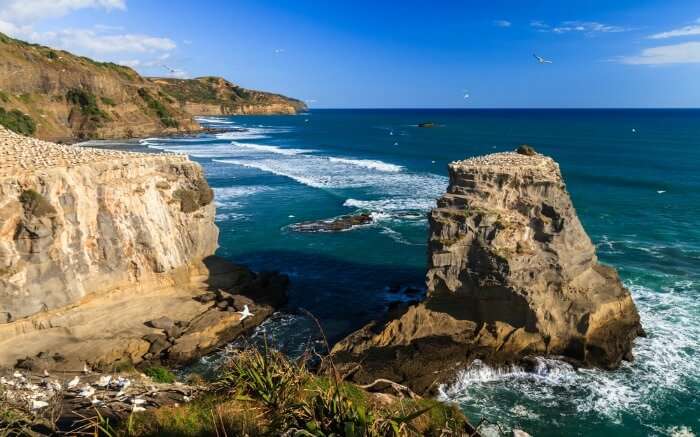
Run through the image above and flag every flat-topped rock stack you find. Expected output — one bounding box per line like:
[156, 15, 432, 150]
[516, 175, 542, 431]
[0, 126, 186, 175]
[332, 149, 644, 394]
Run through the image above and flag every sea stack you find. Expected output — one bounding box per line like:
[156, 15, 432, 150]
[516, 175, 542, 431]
[332, 149, 643, 393]
[0, 126, 287, 370]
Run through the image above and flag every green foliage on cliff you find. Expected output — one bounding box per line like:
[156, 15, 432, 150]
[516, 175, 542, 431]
[137, 88, 178, 128]
[66, 88, 110, 123]
[0, 108, 36, 135]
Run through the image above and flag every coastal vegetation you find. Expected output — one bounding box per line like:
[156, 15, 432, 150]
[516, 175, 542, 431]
[137, 88, 178, 128]
[0, 31, 305, 141]
[0, 108, 35, 136]
[0, 346, 472, 436]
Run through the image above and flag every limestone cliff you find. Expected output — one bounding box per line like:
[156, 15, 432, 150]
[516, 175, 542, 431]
[0, 126, 287, 369]
[0, 32, 306, 141]
[332, 149, 643, 393]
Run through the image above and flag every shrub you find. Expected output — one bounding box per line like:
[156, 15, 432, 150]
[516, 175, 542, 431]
[137, 88, 178, 128]
[144, 366, 177, 384]
[0, 108, 36, 135]
[66, 88, 109, 123]
[100, 96, 117, 106]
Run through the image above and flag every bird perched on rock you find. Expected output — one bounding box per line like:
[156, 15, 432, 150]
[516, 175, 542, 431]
[67, 376, 80, 389]
[237, 305, 254, 321]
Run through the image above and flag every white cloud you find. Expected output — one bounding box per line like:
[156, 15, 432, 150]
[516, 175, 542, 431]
[52, 28, 176, 54]
[620, 41, 700, 65]
[531, 20, 628, 35]
[493, 20, 511, 28]
[0, 0, 125, 24]
[648, 18, 700, 39]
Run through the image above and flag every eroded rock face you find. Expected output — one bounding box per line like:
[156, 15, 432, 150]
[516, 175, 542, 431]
[332, 151, 643, 393]
[0, 127, 288, 369]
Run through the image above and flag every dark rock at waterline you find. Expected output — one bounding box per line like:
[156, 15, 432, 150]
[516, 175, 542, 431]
[290, 213, 372, 232]
[516, 144, 537, 156]
[417, 122, 435, 128]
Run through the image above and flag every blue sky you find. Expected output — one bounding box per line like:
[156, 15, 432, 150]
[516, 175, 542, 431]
[1, 0, 700, 107]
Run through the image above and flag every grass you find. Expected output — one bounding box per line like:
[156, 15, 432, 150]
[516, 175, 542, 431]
[105, 345, 472, 437]
[100, 96, 117, 106]
[0, 108, 35, 136]
[144, 366, 177, 384]
[137, 88, 178, 128]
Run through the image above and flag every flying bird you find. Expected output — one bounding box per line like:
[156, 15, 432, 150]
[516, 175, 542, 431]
[161, 64, 177, 74]
[533, 54, 553, 64]
[463, 91, 470, 99]
[237, 304, 254, 321]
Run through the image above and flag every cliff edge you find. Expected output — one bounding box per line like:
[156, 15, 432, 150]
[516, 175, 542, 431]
[0, 126, 287, 370]
[332, 150, 643, 393]
[0, 32, 306, 141]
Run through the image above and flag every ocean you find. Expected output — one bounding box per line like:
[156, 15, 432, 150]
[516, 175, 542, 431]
[139, 109, 699, 437]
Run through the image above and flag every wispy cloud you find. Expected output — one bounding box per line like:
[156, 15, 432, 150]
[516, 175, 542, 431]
[648, 18, 700, 39]
[620, 41, 700, 65]
[531, 20, 629, 35]
[0, 0, 125, 24]
[0, 0, 181, 76]
[493, 20, 511, 28]
[52, 28, 176, 54]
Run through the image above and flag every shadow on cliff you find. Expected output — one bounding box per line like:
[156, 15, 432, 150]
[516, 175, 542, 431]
[213, 249, 426, 344]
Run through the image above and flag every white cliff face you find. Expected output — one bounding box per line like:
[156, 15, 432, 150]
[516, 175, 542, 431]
[0, 126, 217, 322]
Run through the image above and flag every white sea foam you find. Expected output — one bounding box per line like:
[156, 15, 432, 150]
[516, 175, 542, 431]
[343, 198, 436, 214]
[327, 157, 403, 172]
[213, 186, 273, 209]
[194, 116, 236, 124]
[231, 141, 313, 156]
[437, 278, 700, 430]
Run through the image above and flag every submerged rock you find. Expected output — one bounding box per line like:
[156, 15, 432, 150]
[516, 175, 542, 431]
[332, 150, 643, 393]
[289, 213, 372, 232]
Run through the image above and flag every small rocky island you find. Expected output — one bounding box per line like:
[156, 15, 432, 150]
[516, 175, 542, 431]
[332, 148, 644, 393]
[289, 213, 373, 232]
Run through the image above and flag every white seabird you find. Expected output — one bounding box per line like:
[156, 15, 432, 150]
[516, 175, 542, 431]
[78, 384, 96, 398]
[237, 305, 254, 321]
[67, 376, 80, 389]
[97, 375, 112, 387]
[31, 400, 49, 410]
[82, 363, 91, 374]
[657, 190, 666, 194]
[533, 54, 553, 64]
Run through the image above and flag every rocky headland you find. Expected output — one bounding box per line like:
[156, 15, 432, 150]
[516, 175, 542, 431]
[0, 125, 288, 372]
[0, 32, 306, 142]
[332, 149, 644, 393]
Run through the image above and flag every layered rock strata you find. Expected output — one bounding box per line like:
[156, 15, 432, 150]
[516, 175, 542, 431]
[0, 126, 287, 369]
[332, 150, 643, 393]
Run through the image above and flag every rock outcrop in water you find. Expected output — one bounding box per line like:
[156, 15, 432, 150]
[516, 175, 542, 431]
[0, 126, 287, 370]
[332, 150, 643, 393]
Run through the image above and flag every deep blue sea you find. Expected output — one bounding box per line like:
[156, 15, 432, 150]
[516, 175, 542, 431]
[141, 109, 699, 437]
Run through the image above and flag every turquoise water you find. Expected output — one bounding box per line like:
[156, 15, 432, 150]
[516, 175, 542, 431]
[142, 109, 699, 437]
